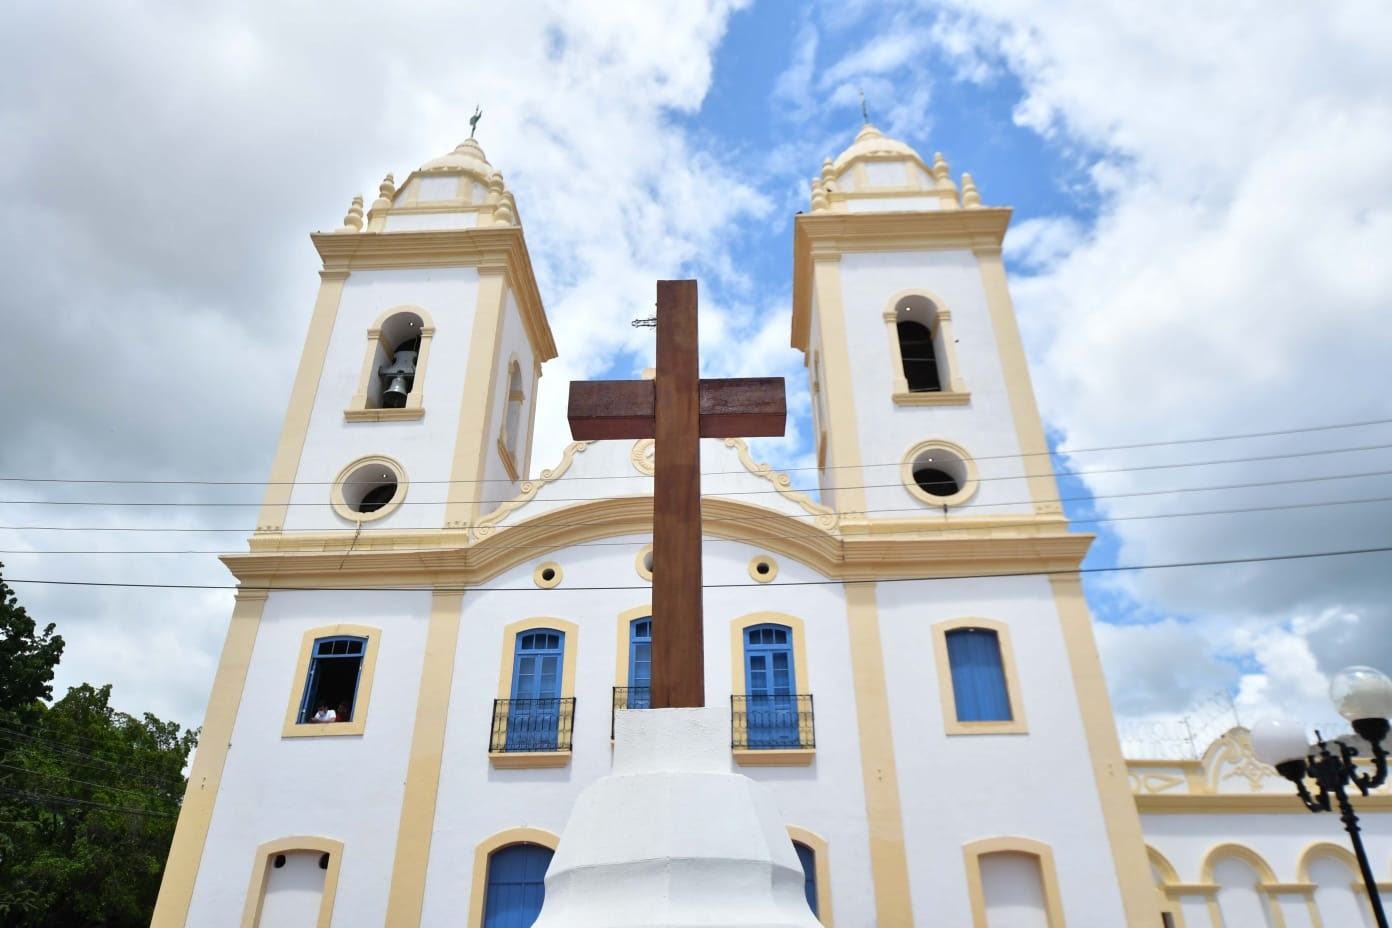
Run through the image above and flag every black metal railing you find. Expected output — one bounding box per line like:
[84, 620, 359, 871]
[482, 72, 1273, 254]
[611, 686, 652, 738]
[489, 697, 575, 753]
[731, 694, 815, 750]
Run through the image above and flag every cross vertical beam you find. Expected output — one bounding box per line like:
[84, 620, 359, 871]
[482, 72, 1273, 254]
[652, 280, 703, 708]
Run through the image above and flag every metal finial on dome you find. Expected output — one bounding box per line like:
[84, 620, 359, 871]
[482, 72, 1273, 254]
[469, 105, 482, 140]
[859, 89, 869, 125]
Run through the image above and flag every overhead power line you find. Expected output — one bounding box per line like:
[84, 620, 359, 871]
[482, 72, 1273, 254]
[5, 544, 1391, 594]
[0, 415, 1388, 486]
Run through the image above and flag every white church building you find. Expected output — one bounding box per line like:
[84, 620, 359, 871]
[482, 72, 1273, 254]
[151, 127, 1392, 928]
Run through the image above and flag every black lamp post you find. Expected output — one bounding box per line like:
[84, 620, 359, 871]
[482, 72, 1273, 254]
[1252, 666, 1392, 928]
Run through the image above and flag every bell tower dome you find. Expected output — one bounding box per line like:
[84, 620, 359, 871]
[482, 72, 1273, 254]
[792, 125, 1062, 531]
[255, 137, 556, 544]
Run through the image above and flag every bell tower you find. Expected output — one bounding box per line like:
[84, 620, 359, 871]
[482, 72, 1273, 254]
[792, 125, 1062, 532]
[254, 139, 556, 542]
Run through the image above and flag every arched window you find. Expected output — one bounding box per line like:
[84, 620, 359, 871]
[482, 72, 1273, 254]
[483, 843, 553, 928]
[628, 617, 652, 709]
[346, 306, 435, 421]
[498, 358, 526, 479]
[945, 628, 1011, 722]
[897, 319, 940, 392]
[506, 630, 564, 751]
[793, 841, 819, 918]
[743, 624, 798, 748]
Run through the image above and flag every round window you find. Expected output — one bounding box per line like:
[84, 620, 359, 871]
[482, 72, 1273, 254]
[332, 456, 408, 523]
[901, 440, 977, 507]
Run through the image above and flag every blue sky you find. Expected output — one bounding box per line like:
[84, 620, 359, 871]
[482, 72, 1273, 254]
[1, 0, 1389, 748]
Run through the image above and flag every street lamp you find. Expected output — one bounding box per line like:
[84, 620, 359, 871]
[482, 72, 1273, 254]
[1251, 666, 1392, 928]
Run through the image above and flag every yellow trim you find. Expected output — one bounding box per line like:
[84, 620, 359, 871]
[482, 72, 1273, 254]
[963, 837, 1067, 928]
[892, 390, 971, 406]
[1198, 843, 1287, 928]
[347, 304, 436, 414]
[310, 226, 556, 363]
[496, 434, 520, 482]
[496, 355, 524, 482]
[900, 439, 980, 509]
[1296, 840, 1360, 883]
[930, 617, 1028, 735]
[735, 748, 815, 767]
[748, 555, 779, 583]
[791, 209, 1013, 352]
[1148, 845, 1189, 928]
[1136, 793, 1392, 813]
[280, 624, 381, 737]
[522, 359, 543, 479]
[151, 589, 268, 928]
[976, 249, 1064, 517]
[843, 584, 914, 923]
[496, 617, 579, 700]
[256, 271, 347, 533]
[446, 270, 509, 528]
[330, 455, 408, 524]
[806, 257, 867, 515]
[1049, 574, 1158, 925]
[488, 750, 572, 769]
[787, 826, 834, 926]
[385, 591, 463, 928]
[239, 836, 344, 928]
[533, 561, 563, 588]
[344, 407, 426, 422]
[635, 543, 654, 581]
[728, 612, 811, 697]
[614, 604, 653, 688]
[466, 827, 560, 928]
[490, 617, 578, 767]
[881, 288, 968, 395]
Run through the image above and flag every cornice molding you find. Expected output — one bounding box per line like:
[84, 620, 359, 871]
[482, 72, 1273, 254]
[791, 208, 1012, 352]
[311, 227, 557, 361]
[1136, 794, 1392, 814]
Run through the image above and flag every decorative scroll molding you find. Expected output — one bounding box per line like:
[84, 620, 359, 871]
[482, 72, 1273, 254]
[1207, 729, 1272, 793]
[1130, 771, 1187, 795]
[472, 441, 592, 540]
[723, 438, 838, 532]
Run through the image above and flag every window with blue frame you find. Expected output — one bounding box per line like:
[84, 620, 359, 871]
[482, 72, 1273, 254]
[296, 636, 366, 724]
[507, 630, 564, 750]
[945, 627, 1012, 722]
[483, 843, 553, 928]
[628, 617, 651, 709]
[744, 624, 798, 747]
[793, 841, 818, 918]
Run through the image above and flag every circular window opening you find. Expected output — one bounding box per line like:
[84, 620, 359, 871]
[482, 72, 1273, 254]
[273, 854, 287, 869]
[756, 561, 770, 575]
[542, 567, 556, 581]
[332, 456, 408, 523]
[902, 441, 976, 507]
[534, 561, 563, 589]
[748, 555, 779, 583]
[636, 544, 654, 581]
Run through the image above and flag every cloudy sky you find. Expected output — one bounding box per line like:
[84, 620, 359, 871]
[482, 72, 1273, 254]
[2, 0, 1389, 755]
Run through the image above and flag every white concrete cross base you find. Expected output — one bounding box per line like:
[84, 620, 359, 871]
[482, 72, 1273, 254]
[531, 707, 821, 928]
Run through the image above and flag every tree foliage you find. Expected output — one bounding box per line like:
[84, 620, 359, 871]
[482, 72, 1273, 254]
[0, 564, 197, 927]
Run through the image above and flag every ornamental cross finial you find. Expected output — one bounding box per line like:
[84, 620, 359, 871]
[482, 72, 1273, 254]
[859, 89, 869, 124]
[469, 105, 483, 139]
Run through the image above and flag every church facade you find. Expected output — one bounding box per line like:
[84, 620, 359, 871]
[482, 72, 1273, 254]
[151, 128, 1390, 928]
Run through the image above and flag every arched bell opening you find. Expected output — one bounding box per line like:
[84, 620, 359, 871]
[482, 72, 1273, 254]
[370, 312, 424, 409]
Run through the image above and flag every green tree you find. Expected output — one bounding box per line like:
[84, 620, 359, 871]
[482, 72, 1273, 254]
[0, 565, 197, 927]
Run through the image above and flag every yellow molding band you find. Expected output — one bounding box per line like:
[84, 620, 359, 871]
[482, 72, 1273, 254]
[256, 272, 347, 532]
[150, 589, 268, 928]
[962, 836, 1067, 928]
[239, 835, 344, 928]
[733, 748, 815, 767]
[808, 258, 867, 516]
[445, 269, 509, 528]
[1135, 793, 1392, 813]
[1049, 574, 1158, 927]
[384, 591, 463, 927]
[976, 250, 1064, 517]
[843, 583, 913, 923]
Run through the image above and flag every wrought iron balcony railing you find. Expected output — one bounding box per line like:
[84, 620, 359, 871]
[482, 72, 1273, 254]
[612, 686, 651, 738]
[731, 694, 815, 750]
[489, 697, 576, 753]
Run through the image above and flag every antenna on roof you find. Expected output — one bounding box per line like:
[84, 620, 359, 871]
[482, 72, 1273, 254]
[469, 105, 483, 139]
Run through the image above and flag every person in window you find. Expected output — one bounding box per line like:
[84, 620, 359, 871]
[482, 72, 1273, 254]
[336, 703, 351, 723]
[312, 703, 337, 723]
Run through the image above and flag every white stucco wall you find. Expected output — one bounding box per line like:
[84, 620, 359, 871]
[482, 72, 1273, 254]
[186, 589, 431, 927]
[879, 574, 1130, 924]
[475, 286, 533, 516]
[837, 250, 1034, 519]
[282, 267, 480, 533]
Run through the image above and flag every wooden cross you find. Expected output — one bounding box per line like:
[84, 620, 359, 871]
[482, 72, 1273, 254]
[567, 280, 786, 708]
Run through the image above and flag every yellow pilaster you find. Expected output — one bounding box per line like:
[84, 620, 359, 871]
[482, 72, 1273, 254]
[444, 269, 508, 528]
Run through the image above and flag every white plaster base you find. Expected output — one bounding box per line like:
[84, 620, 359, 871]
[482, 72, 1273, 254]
[532, 707, 821, 928]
